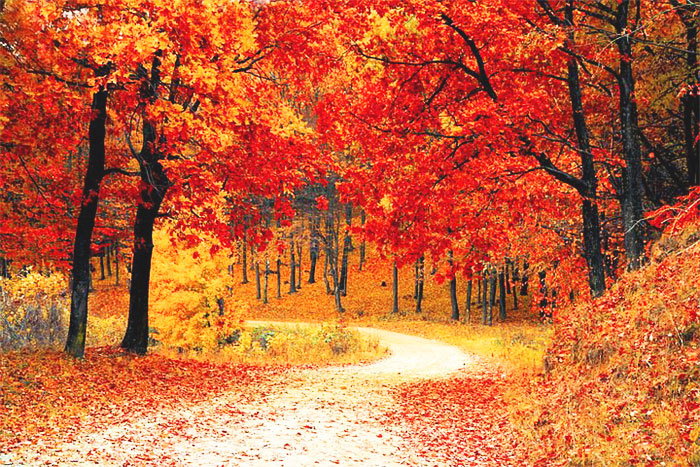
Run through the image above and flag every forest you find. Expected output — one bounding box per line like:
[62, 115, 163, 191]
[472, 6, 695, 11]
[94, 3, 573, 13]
[1, 0, 700, 465]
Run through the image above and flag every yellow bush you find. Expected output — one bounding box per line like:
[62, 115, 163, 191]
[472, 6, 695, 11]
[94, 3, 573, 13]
[0, 270, 68, 350]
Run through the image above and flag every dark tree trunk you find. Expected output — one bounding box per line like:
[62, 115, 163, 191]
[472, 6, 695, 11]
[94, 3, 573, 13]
[466, 279, 472, 323]
[616, 0, 646, 270]
[106, 243, 112, 277]
[415, 255, 424, 313]
[498, 267, 506, 321]
[65, 86, 108, 359]
[289, 234, 296, 294]
[309, 215, 319, 283]
[323, 251, 331, 295]
[482, 270, 488, 325]
[359, 209, 366, 271]
[121, 114, 170, 354]
[505, 261, 511, 294]
[677, 2, 700, 187]
[99, 254, 105, 280]
[339, 203, 352, 296]
[263, 258, 269, 304]
[115, 242, 120, 286]
[521, 260, 529, 296]
[448, 251, 459, 321]
[241, 236, 249, 284]
[277, 259, 282, 298]
[392, 261, 399, 314]
[255, 256, 261, 300]
[296, 234, 302, 289]
[488, 269, 496, 326]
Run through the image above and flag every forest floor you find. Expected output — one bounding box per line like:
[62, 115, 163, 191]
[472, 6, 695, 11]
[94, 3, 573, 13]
[2, 325, 523, 466]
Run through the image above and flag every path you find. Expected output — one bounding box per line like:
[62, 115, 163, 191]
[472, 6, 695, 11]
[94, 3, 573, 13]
[5, 324, 492, 466]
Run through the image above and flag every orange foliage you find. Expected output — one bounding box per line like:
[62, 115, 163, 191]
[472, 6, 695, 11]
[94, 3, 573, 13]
[0, 347, 282, 459]
[514, 222, 700, 465]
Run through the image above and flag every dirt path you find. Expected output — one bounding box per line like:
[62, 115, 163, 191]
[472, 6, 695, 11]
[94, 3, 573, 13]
[6, 325, 491, 466]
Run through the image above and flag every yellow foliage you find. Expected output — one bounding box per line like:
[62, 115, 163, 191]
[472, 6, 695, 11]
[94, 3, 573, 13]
[0, 270, 68, 349]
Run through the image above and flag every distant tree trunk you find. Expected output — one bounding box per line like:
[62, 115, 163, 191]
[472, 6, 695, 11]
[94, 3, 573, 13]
[277, 259, 281, 299]
[521, 260, 529, 296]
[106, 245, 112, 277]
[263, 257, 269, 304]
[488, 269, 496, 326]
[448, 251, 459, 321]
[99, 254, 105, 280]
[415, 256, 424, 313]
[115, 242, 120, 286]
[241, 234, 249, 284]
[255, 255, 261, 301]
[498, 266, 506, 321]
[505, 260, 511, 294]
[392, 261, 399, 314]
[679, 3, 700, 187]
[309, 220, 319, 283]
[65, 86, 108, 359]
[289, 234, 297, 294]
[296, 235, 302, 289]
[339, 203, 352, 296]
[465, 279, 472, 323]
[323, 252, 332, 295]
[481, 269, 488, 325]
[359, 209, 366, 271]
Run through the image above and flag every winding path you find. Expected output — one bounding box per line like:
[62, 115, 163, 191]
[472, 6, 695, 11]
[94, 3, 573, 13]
[10, 324, 484, 466]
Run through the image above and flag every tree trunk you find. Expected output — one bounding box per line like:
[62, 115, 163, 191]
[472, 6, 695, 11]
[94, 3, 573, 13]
[359, 209, 366, 271]
[521, 260, 529, 296]
[99, 254, 105, 280]
[309, 227, 319, 283]
[107, 243, 113, 277]
[448, 251, 459, 321]
[263, 257, 269, 304]
[339, 203, 352, 296]
[678, 3, 700, 187]
[65, 86, 108, 359]
[466, 279, 472, 323]
[121, 109, 170, 355]
[289, 234, 296, 294]
[488, 269, 496, 326]
[482, 270, 488, 325]
[241, 236, 249, 284]
[392, 261, 399, 314]
[115, 242, 120, 286]
[255, 256, 261, 300]
[616, 1, 646, 270]
[323, 250, 331, 295]
[415, 256, 424, 313]
[498, 266, 506, 321]
[277, 259, 282, 298]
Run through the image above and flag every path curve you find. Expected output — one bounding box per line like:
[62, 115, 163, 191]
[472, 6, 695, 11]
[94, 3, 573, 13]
[11, 323, 475, 466]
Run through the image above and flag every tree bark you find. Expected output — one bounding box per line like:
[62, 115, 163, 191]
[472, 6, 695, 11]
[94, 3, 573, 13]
[65, 86, 108, 359]
[339, 203, 352, 296]
[359, 209, 366, 271]
[482, 270, 488, 325]
[289, 234, 296, 294]
[392, 261, 399, 314]
[616, 0, 646, 270]
[241, 235, 249, 284]
[498, 266, 506, 321]
[263, 257, 269, 304]
[415, 256, 424, 313]
[488, 268, 496, 326]
[465, 279, 472, 323]
[448, 251, 459, 321]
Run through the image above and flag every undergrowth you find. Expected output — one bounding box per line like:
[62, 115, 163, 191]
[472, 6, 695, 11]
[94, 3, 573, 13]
[512, 222, 700, 465]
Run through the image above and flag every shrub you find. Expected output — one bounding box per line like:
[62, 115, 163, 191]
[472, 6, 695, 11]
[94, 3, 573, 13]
[0, 271, 68, 350]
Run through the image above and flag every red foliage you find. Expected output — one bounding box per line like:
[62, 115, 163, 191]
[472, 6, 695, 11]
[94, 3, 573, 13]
[386, 366, 525, 466]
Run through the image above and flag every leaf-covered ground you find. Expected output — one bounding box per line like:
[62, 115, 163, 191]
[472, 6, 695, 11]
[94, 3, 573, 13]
[1, 327, 524, 466]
